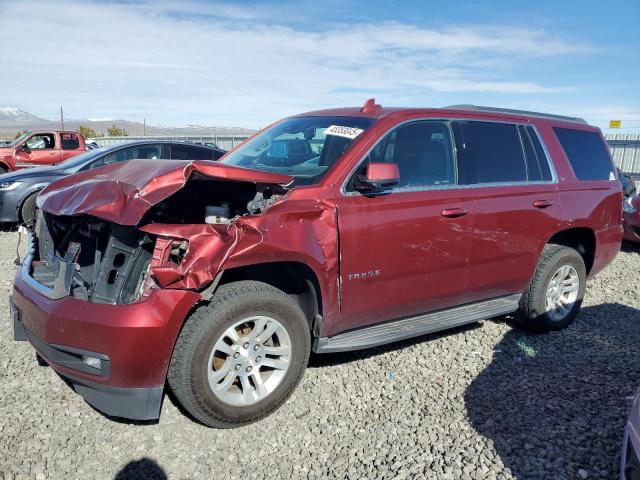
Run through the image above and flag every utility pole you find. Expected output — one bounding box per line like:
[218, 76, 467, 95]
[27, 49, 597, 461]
[143, 118, 146, 136]
[60, 106, 64, 130]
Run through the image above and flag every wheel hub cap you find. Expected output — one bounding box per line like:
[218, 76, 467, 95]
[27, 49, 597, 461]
[207, 315, 292, 406]
[545, 265, 580, 322]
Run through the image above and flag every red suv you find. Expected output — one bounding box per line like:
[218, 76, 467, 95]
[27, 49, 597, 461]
[11, 101, 622, 427]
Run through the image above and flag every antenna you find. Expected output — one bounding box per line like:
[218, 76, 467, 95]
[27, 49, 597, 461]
[361, 98, 381, 113]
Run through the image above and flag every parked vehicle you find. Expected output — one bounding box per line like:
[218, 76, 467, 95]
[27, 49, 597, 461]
[621, 391, 640, 479]
[0, 131, 89, 173]
[623, 195, 640, 243]
[11, 101, 622, 427]
[620, 168, 637, 198]
[0, 140, 225, 226]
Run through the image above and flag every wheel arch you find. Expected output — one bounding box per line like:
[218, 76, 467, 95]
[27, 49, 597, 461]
[546, 226, 596, 275]
[213, 261, 324, 336]
[16, 187, 44, 223]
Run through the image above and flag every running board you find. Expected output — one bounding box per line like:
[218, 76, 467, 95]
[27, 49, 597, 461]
[314, 294, 521, 353]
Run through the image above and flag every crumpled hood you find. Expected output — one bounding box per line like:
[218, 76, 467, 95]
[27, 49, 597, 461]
[37, 159, 294, 225]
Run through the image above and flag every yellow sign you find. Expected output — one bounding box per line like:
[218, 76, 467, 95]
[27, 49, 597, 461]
[609, 120, 622, 129]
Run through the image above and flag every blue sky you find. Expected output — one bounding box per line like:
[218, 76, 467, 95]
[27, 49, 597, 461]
[0, 0, 638, 131]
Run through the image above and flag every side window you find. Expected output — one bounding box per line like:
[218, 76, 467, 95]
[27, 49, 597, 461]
[518, 125, 553, 182]
[525, 126, 552, 181]
[453, 121, 527, 184]
[347, 121, 456, 191]
[25, 133, 55, 150]
[60, 133, 80, 150]
[170, 144, 214, 160]
[553, 127, 613, 181]
[87, 144, 162, 170]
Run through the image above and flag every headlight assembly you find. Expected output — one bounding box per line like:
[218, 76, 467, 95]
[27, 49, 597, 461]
[0, 181, 20, 191]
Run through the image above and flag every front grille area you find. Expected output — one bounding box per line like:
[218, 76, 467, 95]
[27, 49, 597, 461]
[30, 212, 153, 304]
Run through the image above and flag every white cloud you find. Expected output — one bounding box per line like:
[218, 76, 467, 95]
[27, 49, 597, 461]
[0, 0, 589, 127]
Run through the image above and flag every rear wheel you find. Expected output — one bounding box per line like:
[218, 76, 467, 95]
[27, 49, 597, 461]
[168, 280, 310, 428]
[20, 192, 38, 227]
[516, 244, 586, 331]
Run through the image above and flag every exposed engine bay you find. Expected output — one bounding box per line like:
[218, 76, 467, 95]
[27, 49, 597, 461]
[28, 179, 284, 304]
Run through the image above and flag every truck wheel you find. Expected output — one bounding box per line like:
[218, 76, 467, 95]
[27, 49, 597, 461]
[0, 166, 7, 175]
[168, 280, 311, 428]
[20, 192, 38, 227]
[516, 244, 586, 332]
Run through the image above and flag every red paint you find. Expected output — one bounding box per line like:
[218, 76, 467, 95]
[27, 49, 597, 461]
[13, 273, 200, 387]
[0, 131, 87, 172]
[15, 105, 623, 395]
[37, 159, 293, 225]
[365, 162, 399, 182]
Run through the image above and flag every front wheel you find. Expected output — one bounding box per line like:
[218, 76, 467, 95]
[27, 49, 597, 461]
[20, 192, 38, 227]
[168, 280, 311, 428]
[516, 244, 587, 331]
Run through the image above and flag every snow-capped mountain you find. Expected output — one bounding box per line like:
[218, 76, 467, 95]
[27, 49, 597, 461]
[0, 107, 48, 125]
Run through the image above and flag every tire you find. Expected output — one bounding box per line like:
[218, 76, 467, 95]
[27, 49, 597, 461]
[20, 192, 38, 227]
[168, 280, 311, 428]
[0, 166, 7, 175]
[515, 244, 586, 332]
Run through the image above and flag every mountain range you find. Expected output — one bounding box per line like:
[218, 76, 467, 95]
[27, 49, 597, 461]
[0, 107, 256, 139]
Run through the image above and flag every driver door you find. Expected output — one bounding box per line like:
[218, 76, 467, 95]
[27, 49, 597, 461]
[335, 120, 476, 331]
[15, 133, 61, 168]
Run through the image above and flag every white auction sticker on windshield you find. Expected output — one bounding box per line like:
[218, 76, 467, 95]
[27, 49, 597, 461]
[324, 125, 364, 139]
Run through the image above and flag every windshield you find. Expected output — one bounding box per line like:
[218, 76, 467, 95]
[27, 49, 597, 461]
[7, 131, 31, 147]
[219, 116, 374, 185]
[56, 147, 107, 171]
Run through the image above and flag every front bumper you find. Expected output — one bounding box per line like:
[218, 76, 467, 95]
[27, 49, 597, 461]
[0, 187, 25, 223]
[12, 269, 200, 420]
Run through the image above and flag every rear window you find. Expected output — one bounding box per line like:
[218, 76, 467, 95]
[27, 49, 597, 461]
[170, 144, 215, 161]
[61, 133, 80, 150]
[453, 121, 527, 184]
[553, 128, 613, 181]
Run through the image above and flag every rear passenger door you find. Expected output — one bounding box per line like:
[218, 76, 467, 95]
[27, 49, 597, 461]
[452, 120, 562, 301]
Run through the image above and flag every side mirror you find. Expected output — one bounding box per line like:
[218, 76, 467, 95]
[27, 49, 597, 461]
[19, 144, 31, 154]
[356, 162, 400, 191]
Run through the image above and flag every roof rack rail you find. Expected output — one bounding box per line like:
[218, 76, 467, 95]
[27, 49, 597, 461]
[444, 104, 587, 124]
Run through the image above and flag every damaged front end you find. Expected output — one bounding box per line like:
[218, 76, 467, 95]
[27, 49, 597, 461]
[25, 213, 155, 303]
[23, 160, 294, 304]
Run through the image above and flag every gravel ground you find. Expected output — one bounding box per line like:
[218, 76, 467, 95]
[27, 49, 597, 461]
[1, 229, 639, 480]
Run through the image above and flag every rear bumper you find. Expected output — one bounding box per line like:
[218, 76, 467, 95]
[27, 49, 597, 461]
[12, 271, 200, 420]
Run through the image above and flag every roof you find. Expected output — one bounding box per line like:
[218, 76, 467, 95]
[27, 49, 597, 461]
[295, 99, 592, 127]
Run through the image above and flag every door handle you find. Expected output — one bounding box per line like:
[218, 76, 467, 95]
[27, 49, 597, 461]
[441, 208, 470, 218]
[533, 200, 554, 209]
[48, 152, 56, 156]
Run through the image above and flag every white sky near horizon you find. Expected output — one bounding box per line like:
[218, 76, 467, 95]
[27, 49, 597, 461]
[0, 0, 638, 132]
